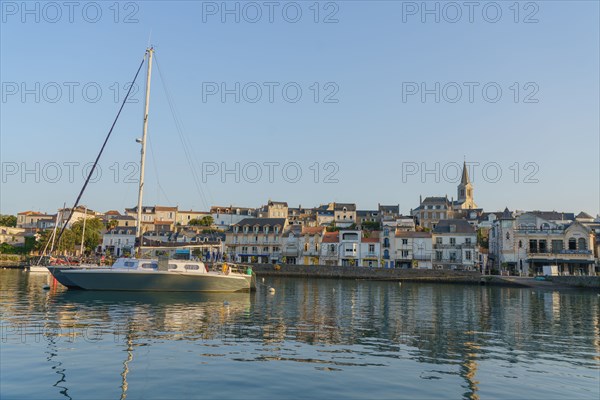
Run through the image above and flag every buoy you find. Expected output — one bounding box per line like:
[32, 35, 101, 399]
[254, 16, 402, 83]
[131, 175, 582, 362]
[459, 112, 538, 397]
[261, 277, 265, 283]
[268, 287, 275, 294]
[42, 284, 50, 290]
[398, 282, 402, 286]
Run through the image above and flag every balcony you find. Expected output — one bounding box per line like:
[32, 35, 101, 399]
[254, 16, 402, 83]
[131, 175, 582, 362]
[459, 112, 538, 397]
[433, 243, 476, 249]
[527, 251, 593, 260]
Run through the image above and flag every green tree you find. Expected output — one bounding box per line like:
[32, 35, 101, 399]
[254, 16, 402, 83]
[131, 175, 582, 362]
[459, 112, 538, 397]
[190, 216, 214, 227]
[0, 215, 17, 227]
[106, 219, 118, 230]
[71, 218, 104, 254]
[200, 215, 214, 226]
[362, 221, 381, 231]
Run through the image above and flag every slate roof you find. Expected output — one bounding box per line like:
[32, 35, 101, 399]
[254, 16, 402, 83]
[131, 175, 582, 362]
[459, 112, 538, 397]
[432, 219, 475, 234]
[234, 218, 286, 227]
[333, 203, 357, 211]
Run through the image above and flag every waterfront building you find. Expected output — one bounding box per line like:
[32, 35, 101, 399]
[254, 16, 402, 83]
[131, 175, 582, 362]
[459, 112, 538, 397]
[432, 219, 478, 270]
[102, 226, 136, 257]
[394, 231, 433, 269]
[319, 231, 339, 266]
[338, 229, 360, 266]
[381, 225, 393, 268]
[299, 226, 326, 265]
[224, 217, 286, 263]
[489, 209, 596, 276]
[360, 231, 381, 267]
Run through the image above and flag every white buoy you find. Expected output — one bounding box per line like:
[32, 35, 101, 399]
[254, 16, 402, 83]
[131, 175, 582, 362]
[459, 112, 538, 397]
[268, 287, 275, 294]
[261, 277, 265, 283]
[42, 284, 50, 290]
[398, 282, 402, 286]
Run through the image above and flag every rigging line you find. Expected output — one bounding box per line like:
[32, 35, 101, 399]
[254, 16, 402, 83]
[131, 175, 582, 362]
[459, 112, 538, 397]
[147, 136, 173, 205]
[153, 54, 211, 210]
[153, 55, 209, 209]
[55, 52, 147, 246]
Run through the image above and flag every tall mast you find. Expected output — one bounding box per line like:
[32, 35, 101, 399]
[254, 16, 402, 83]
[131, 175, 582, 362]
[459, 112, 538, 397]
[136, 47, 154, 257]
[79, 206, 87, 256]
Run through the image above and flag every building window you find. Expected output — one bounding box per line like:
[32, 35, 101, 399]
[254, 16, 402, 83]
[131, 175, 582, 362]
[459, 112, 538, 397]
[450, 238, 456, 246]
[435, 251, 442, 261]
[465, 238, 471, 245]
[369, 244, 375, 252]
[402, 239, 408, 245]
[465, 251, 472, 260]
[518, 240, 523, 248]
[436, 237, 442, 245]
[551, 240, 562, 252]
[529, 239, 538, 253]
[506, 232, 510, 240]
[568, 238, 576, 250]
[578, 238, 587, 250]
[402, 250, 409, 258]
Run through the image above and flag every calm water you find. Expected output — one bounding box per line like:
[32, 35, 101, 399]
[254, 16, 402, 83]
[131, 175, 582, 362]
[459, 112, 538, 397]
[1, 270, 598, 399]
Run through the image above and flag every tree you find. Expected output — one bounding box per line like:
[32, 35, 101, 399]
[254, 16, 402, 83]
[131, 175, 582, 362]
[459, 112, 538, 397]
[0, 215, 17, 227]
[362, 221, 381, 231]
[106, 219, 118, 230]
[190, 216, 214, 227]
[71, 218, 104, 254]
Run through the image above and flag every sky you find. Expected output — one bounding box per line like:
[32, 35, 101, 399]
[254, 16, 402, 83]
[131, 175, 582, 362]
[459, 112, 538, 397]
[1, 0, 599, 216]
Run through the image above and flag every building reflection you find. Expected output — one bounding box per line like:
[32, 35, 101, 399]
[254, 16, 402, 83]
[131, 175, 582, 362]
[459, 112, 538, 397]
[1, 270, 599, 399]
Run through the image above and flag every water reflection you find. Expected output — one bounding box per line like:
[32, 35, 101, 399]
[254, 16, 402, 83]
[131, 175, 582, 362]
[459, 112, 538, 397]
[1, 270, 598, 399]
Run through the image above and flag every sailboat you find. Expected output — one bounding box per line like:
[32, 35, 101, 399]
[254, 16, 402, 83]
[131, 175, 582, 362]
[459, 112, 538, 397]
[49, 48, 256, 292]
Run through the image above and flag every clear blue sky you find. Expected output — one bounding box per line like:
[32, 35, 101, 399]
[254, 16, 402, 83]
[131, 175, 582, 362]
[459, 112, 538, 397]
[1, 1, 598, 216]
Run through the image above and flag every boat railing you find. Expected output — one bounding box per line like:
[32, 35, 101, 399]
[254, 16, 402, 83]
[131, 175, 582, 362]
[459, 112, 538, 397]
[208, 262, 254, 276]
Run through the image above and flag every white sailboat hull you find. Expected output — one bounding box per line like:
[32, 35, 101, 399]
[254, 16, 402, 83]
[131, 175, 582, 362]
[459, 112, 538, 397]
[49, 267, 255, 292]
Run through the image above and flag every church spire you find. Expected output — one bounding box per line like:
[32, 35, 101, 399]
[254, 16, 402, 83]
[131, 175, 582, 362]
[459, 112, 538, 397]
[460, 161, 470, 185]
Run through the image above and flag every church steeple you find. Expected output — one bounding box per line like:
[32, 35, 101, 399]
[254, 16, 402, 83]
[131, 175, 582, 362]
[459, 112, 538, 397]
[457, 161, 476, 209]
[460, 160, 470, 185]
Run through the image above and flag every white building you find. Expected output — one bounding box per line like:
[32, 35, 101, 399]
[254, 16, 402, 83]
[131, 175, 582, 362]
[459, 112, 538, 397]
[102, 227, 136, 257]
[490, 210, 596, 276]
[394, 231, 433, 269]
[432, 219, 478, 270]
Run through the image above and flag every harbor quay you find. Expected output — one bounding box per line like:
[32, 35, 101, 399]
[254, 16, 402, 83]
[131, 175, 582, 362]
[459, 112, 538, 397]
[249, 263, 600, 290]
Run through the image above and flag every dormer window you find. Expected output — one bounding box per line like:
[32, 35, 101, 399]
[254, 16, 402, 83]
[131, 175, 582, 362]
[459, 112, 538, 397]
[275, 226, 280, 234]
[243, 226, 249, 234]
[254, 226, 259, 234]
[234, 226, 239, 233]
[264, 226, 270, 234]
